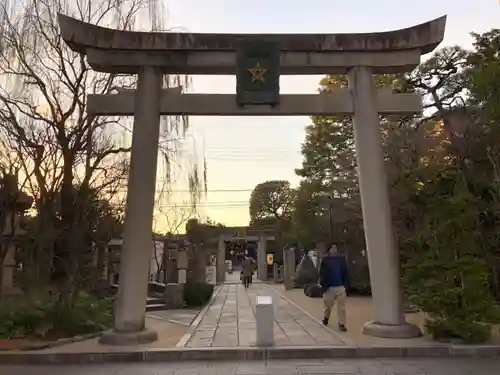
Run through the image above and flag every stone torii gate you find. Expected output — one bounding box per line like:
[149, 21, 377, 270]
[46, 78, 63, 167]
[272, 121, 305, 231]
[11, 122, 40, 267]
[58, 14, 446, 345]
[217, 233, 275, 283]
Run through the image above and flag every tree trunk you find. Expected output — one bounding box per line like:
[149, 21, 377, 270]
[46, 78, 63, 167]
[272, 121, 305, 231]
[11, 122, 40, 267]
[162, 242, 168, 284]
[96, 244, 106, 279]
[0, 263, 4, 298]
[491, 267, 500, 300]
[52, 154, 77, 310]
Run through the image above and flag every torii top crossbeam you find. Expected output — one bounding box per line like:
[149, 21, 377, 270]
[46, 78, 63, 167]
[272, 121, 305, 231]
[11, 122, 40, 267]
[57, 14, 446, 75]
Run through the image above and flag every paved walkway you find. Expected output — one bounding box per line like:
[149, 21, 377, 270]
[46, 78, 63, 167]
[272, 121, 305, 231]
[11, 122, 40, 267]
[4, 358, 500, 375]
[223, 271, 252, 284]
[184, 282, 346, 347]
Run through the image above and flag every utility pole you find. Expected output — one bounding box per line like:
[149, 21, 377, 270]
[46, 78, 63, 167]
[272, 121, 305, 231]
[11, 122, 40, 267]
[328, 196, 333, 243]
[316, 192, 334, 243]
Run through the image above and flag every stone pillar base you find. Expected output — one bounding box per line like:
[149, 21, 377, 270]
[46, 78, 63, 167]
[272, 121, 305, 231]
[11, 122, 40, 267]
[99, 328, 158, 346]
[362, 320, 422, 339]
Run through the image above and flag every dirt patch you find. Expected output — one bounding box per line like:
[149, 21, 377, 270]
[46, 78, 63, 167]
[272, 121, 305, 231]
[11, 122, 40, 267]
[0, 339, 34, 351]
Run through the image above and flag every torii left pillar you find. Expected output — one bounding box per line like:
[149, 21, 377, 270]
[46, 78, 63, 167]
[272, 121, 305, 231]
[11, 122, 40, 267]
[99, 67, 162, 345]
[257, 236, 267, 281]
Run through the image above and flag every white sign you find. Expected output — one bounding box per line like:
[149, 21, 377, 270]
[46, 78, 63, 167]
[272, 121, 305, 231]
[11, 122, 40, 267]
[256, 295, 272, 305]
[205, 265, 216, 285]
[178, 269, 186, 284]
[308, 250, 318, 268]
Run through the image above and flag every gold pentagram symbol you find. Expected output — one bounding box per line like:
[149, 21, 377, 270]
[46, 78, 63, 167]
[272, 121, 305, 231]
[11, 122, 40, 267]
[248, 61, 267, 83]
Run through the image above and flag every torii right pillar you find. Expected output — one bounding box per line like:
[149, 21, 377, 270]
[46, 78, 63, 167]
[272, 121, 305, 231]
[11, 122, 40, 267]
[348, 66, 421, 338]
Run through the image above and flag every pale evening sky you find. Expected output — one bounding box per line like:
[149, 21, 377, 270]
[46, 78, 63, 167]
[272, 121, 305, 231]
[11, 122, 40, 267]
[160, 0, 500, 228]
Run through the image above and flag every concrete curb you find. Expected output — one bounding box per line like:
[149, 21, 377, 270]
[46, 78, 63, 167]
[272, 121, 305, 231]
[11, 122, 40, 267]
[175, 284, 222, 348]
[0, 345, 500, 364]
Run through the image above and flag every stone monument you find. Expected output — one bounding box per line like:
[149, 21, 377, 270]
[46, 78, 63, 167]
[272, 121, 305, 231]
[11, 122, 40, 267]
[164, 247, 187, 309]
[1, 175, 32, 295]
[293, 254, 318, 288]
[186, 243, 209, 284]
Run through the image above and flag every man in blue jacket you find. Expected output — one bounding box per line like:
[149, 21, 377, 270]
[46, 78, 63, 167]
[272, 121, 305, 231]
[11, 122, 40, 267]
[319, 243, 348, 331]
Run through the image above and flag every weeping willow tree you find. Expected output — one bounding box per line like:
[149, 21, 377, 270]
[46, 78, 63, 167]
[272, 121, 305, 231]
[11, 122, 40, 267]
[0, 0, 205, 301]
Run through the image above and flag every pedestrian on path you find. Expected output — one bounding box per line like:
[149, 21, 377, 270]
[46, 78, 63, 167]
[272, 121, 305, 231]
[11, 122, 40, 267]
[241, 255, 254, 288]
[250, 255, 256, 284]
[319, 243, 348, 331]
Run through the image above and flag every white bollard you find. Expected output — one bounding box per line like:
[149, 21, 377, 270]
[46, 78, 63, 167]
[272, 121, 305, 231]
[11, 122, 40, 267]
[256, 295, 274, 346]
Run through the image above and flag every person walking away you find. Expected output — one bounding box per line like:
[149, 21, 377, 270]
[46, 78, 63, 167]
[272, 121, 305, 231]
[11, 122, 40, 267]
[319, 244, 348, 331]
[250, 256, 257, 284]
[241, 256, 254, 288]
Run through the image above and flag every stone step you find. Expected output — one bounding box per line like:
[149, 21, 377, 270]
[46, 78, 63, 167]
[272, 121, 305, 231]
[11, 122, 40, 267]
[147, 297, 164, 305]
[1, 345, 498, 365]
[146, 303, 167, 312]
[149, 292, 164, 298]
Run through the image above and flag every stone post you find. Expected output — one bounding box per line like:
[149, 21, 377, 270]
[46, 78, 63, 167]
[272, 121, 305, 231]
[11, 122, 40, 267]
[315, 242, 326, 274]
[2, 246, 18, 295]
[177, 248, 187, 284]
[348, 66, 421, 339]
[256, 295, 274, 346]
[257, 237, 267, 281]
[283, 248, 296, 290]
[100, 67, 162, 345]
[216, 237, 226, 283]
[273, 263, 279, 283]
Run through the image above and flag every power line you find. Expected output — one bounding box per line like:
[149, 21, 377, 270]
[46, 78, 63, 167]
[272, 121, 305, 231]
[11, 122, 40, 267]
[205, 151, 302, 157]
[192, 124, 311, 129]
[205, 157, 299, 162]
[206, 149, 300, 152]
[167, 188, 254, 192]
[206, 153, 301, 157]
[115, 188, 256, 193]
[158, 204, 248, 209]
[116, 183, 304, 194]
[206, 148, 301, 152]
[159, 201, 248, 206]
[159, 206, 248, 210]
[119, 182, 298, 193]
[205, 156, 300, 160]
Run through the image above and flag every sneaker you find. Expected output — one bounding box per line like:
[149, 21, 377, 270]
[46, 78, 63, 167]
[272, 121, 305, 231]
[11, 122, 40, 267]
[322, 318, 329, 326]
[338, 324, 347, 332]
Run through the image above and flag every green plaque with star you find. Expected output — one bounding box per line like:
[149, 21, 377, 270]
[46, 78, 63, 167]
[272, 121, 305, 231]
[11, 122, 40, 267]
[236, 40, 280, 106]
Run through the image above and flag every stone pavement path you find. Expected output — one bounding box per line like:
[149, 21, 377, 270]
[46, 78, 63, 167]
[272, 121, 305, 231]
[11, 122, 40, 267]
[184, 283, 346, 347]
[3, 358, 500, 375]
[224, 271, 260, 284]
